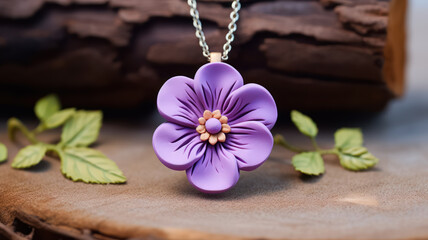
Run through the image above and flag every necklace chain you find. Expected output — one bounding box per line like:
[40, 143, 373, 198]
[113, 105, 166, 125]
[187, 0, 241, 62]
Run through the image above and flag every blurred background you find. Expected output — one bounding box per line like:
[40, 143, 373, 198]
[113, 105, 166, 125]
[0, 0, 412, 119]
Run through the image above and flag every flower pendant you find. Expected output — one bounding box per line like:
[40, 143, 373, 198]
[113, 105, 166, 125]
[153, 62, 277, 193]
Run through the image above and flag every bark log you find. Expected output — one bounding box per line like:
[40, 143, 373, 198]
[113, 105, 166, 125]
[0, 0, 406, 111]
[383, 0, 407, 96]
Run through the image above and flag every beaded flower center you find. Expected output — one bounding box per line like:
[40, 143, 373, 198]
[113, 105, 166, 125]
[205, 118, 222, 134]
[196, 110, 231, 145]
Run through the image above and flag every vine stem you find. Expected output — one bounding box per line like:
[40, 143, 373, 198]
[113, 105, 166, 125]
[273, 134, 308, 153]
[274, 134, 339, 156]
[8, 118, 61, 158]
[8, 118, 39, 144]
[319, 149, 339, 155]
[33, 124, 46, 135]
[311, 137, 320, 151]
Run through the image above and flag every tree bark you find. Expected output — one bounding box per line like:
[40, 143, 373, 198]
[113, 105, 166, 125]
[0, 0, 406, 112]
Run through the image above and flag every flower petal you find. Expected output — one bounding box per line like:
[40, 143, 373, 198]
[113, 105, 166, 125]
[223, 83, 277, 130]
[153, 123, 206, 171]
[157, 76, 205, 128]
[194, 62, 243, 111]
[224, 121, 273, 171]
[186, 144, 240, 193]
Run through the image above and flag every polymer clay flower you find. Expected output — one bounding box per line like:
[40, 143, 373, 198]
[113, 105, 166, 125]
[153, 62, 277, 193]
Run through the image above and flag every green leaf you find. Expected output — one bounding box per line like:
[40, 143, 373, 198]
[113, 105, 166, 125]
[335, 128, 363, 149]
[35, 94, 61, 121]
[11, 145, 47, 168]
[291, 110, 318, 138]
[0, 143, 7, 162]
[59, 147, 126, 184]
[292, 152, 324, 175]
[60, 110, 102, 147]
[339, 147, 378, 171]
[43, 108, 76, 129]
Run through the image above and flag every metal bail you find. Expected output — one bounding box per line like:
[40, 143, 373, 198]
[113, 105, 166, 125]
[210, 52, 222, 63]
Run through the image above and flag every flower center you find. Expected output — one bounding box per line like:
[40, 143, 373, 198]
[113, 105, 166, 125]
[205, 118, 222, 134]
[196, 110, 231, 145]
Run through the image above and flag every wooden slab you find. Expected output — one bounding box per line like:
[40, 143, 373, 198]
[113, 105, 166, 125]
[1, 105, 428, 240]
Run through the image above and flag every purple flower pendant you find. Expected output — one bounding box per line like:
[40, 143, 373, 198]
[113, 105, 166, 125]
[153, 62, 278, 193]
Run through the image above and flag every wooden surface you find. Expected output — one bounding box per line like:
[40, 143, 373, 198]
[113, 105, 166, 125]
[1, 109, 428, 240]
[0, 1, 426, 239]
[0, 0, 404, 111]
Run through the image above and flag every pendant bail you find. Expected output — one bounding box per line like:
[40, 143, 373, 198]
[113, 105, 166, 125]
[210, 52, 222, 63]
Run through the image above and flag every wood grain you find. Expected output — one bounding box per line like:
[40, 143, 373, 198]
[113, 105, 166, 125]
[1, 114, 428, 240]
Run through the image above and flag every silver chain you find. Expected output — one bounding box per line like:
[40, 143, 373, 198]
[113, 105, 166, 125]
[187, 0, 241, 61]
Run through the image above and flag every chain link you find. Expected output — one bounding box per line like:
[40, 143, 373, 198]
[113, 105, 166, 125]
[187, 0, 241, 61]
